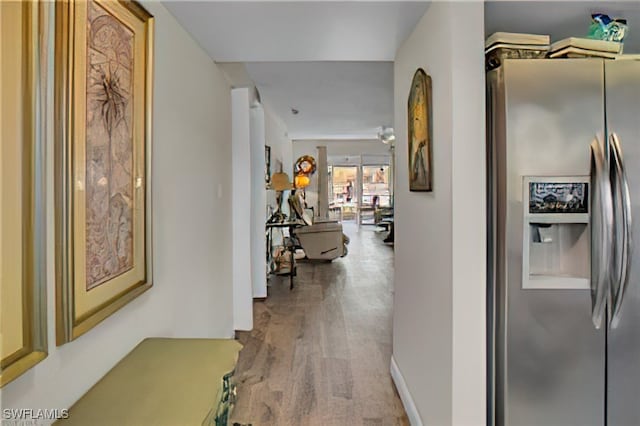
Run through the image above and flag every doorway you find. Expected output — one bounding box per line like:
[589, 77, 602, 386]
[361, 165, 391, 225]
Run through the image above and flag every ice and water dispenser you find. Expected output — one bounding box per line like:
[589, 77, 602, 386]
[522, 177, 590, 289]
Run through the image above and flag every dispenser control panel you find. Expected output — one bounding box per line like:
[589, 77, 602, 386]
[528, 182, 588, 214]
[522, 176, 590, 290]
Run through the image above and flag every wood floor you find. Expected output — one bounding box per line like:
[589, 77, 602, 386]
[231, 224, 408, 426]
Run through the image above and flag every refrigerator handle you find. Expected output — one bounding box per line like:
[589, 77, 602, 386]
[590, 137, 613, 329]
[609, 133, 633, 329]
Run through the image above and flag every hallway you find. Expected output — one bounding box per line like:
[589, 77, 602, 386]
[232, 224, 407, 425]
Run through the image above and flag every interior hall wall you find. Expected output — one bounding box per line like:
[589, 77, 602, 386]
[265, 106, 293, 219]
[391, 2, 486, 424]
[1, 1, 235, 417]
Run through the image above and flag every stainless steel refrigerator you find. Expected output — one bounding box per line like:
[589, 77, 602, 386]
[487, 58, 640, 426]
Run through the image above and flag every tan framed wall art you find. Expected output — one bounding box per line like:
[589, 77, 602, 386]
[408, 68, 433, 192]
[55, 0, 154, 345]
[0, 1, 48, 387]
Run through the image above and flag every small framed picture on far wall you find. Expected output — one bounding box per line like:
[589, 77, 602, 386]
[265, 145, 272, 185]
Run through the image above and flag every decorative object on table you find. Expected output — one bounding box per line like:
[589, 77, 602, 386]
[55, 0, 154, 344]
[548, 37, 623, 59]
[294, 155, 317, 175]
[408, 68, 433, 192]
[589, 13, 628, 44]
[265, 145, 271, 186]
[1, 0, 48, 387]
[293, 155, 316, 189]
[485, 32, 550, 70]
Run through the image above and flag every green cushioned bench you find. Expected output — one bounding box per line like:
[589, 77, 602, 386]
[56, 338, 242, 426]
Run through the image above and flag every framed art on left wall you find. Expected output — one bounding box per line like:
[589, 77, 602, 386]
[1, 0, 48, 387]
[55, 0, 154, 345]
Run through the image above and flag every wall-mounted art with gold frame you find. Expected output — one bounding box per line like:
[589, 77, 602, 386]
[55, 0, 154, 345]
[408, 68, 433, 192]
[1, 1, 48, 387]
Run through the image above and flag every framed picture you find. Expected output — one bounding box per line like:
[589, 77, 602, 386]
[265, 145, 271, 185]
[1, 1, 48, 386]
[55, 0, 154, 344]
[408, 68, 433, 192]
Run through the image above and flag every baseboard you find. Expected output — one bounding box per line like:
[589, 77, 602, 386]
[390, 355, 423, 426]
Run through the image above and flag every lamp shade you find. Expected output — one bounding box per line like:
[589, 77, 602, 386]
[270, 172, 293, 191]
[294, 174, 311, 189]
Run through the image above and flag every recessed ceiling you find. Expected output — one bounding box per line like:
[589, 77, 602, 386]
[245, 61, 394, 140]
[486, 1, 640, 54]
[163, 1, 431, 62]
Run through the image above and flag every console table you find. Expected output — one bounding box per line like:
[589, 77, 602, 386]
[57, 338, 242, 426]
[266, 221, 302, 290]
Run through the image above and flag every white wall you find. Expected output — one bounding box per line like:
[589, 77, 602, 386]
[266, 106, 292, 175]
[231, 88, 254, 329]
[392, 2, 486, 425]
[1, 1, 235, 416]
[148, 1, 235, 340]
[449, 4, 487, 424]
[265, 105, 293, 218]
[230, 94, 291, 302]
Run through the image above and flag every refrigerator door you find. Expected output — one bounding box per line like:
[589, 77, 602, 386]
[492, 59, 606, 426]
[605, 59, 640, 426]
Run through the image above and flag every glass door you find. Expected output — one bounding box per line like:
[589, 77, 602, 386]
[329, 166, 358, 222]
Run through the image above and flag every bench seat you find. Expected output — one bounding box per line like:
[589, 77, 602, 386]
[57, 338, 242, 426]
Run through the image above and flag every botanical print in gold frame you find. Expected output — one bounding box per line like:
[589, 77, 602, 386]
[55, 0, 154, 345]
[408, 68, 433, 192]
[0, 1, 48, 387]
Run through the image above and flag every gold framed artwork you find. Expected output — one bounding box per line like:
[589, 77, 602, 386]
[55, 0, 154, 345]
[1, 1, 48, 387]
[408, 68, 433, 192]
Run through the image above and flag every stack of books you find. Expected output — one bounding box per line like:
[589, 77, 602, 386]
[485, 32, 551, 70]
[548, 37, 623, 59]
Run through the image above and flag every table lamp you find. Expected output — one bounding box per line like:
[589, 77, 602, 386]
[268, 172, 293, 223]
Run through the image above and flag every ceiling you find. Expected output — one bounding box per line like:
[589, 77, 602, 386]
[163, 1, 431, 62]
[164, 1, 639, 141]
[245, 61, 394, 140]
[163, 1, 426, 140]
[486, 1, 640, 54]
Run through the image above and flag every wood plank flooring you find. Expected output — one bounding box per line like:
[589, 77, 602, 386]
[231, 224, 408, 426]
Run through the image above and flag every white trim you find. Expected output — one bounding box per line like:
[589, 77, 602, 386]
[390, 355, 423, 426]
[231, 88, 254, 331]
